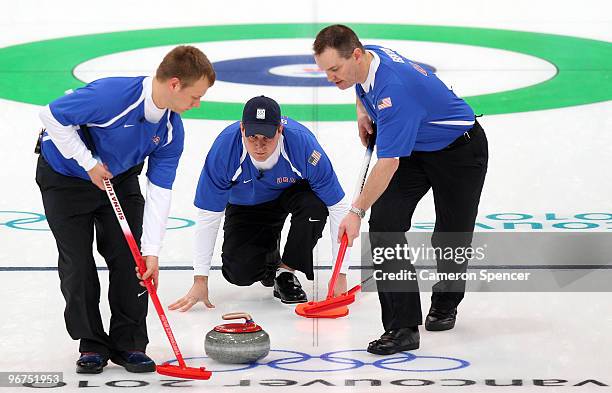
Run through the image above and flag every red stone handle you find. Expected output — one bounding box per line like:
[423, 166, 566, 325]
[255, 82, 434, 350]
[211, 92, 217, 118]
[222, 312, 253, 323]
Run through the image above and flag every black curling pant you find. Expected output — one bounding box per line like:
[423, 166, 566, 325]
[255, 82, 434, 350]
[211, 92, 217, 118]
[369, 121, 488, 330]
[36, 156, 148, 357]
[221, 181, 328, 285]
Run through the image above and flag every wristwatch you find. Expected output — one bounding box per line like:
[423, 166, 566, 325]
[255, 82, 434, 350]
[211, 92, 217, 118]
[349, 206, 366, 219]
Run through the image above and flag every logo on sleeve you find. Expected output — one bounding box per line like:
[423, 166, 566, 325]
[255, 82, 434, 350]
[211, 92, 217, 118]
[277, 177, 296, 184]
[377, 97, 393, 110]
[380, 47, 405, 63]
[409, 61, 429, 76]
[308, 150, 322, 166]
[256, 108, 266, 119]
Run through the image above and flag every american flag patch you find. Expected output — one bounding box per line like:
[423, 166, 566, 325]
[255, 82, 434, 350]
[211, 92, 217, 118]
[377, 97, 393, 110]
[308, 150, 322, 166]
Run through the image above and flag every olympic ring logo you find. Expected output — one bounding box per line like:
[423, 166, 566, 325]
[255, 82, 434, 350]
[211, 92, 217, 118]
[0, 211, 47, 231]
[163, 349, 469, 373]
[0, 211, 195, 231]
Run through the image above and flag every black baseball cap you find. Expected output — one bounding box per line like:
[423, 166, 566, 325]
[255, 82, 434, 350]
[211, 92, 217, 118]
[242, 96, 281, 138]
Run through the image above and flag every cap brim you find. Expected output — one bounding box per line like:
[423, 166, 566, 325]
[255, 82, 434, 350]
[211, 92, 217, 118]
[243, 122, 278, 138]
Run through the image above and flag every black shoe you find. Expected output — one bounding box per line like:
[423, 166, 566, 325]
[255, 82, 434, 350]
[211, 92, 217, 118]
[110, 351, 156, 373]
[260, 260, 280, 287]
[273, 272, 307, 304]
[425, 307, 457, 331]
[76, 352, 108, 374]
[367, 327, 420, 355]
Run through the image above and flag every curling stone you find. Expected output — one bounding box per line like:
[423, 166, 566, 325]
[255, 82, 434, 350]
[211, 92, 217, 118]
[205, 312, 270, 364]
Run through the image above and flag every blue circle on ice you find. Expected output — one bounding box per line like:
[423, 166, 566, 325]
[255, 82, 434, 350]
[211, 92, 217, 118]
[213, 55, 330, 86]
[213, 55, 436, 87]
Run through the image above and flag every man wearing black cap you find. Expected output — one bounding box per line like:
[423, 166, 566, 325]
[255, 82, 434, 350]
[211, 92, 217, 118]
[169, 96, 350, 310]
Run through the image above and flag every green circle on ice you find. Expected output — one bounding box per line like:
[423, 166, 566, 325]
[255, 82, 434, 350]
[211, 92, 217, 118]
[0, 23, 610, 121]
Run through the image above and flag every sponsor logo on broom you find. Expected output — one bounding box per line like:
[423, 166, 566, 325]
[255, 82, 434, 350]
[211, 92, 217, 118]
[105, 186, 125, 220]
[110, 196, 124, 220]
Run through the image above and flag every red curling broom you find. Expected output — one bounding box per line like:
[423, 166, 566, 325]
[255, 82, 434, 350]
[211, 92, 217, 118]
[296, 126, 376, 319]
[103, 178, 212, 380]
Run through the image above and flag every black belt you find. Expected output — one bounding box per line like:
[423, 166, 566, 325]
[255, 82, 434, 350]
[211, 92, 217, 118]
[443, 120, 482, 150]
